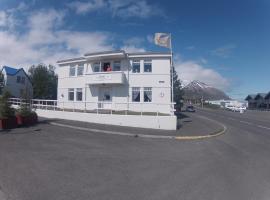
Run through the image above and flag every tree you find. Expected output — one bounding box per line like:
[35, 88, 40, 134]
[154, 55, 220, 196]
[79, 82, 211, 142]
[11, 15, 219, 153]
[0, 90, 15, 118]
[28, 64, 58, 99]
[0, 71, 4, 95]
[172, 66, 184, 105]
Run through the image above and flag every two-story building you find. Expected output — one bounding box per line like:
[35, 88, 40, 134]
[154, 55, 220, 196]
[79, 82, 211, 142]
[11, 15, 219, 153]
[0, 66, 33, 98]
[56, 50, 173, 114]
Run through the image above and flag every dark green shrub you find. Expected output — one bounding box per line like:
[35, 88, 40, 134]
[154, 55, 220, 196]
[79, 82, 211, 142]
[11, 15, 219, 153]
[0, 90, 15, 119]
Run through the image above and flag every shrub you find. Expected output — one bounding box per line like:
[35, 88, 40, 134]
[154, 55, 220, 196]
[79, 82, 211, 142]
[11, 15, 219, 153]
[0, 90, 15, 119]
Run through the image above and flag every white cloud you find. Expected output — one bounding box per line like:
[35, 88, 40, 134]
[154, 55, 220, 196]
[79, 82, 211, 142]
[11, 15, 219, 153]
[0, 11, 7, 27]
[175, 59, 230, 91]
[121, 45, 145, 53]
[0, 7, 149, 69]
[0, 9, 113, 68]
[211, 44, 236, 58]
[67, 0, 164, 18]
[67, 0, 106, 14]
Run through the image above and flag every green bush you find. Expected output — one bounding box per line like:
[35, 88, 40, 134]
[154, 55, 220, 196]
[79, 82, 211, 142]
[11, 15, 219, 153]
[16, 90, 37, 117]
[0, 90, 15, 119]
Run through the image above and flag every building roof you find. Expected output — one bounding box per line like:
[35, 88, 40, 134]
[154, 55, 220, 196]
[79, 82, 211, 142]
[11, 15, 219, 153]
[254, 93, 267, 100]
[245, 94, 256, 101]
[84, 50, 125, 57]
[265, 92, 270, 99]
[1, 65, 32, 84]
[57, 50, 171, 64]
[57, 57, 86, 64]
[2, 66, 19, 75]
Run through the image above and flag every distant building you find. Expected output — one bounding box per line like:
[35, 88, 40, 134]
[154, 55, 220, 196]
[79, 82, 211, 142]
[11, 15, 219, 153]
[205, 99, 246, 108]
[245, 92, 270, 109]
[0, 66, 33, 98]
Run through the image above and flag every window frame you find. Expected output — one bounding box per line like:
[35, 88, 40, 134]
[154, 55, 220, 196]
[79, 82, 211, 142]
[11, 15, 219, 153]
[113, 61, 121, 71]
[144, 60, 152, 73]
[132, 60, 140, 73]
[77, 64, 84, 76]
[21, 77, 25, 84]
[16, 76, 21, 83]
[132, 87, 141, 102]
[143, 87, 152, 102]
[68, 88, 75, 101]
[69, 65, 76, 77]
[76, 88, 83, 101]
[93, 63, 100, 73]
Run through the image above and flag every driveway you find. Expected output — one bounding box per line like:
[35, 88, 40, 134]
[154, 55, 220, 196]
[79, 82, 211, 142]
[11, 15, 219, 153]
[0, 109, 270, 200]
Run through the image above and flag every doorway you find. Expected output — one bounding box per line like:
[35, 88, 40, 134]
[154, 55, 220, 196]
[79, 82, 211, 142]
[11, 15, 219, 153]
[98, 87, 112, 109]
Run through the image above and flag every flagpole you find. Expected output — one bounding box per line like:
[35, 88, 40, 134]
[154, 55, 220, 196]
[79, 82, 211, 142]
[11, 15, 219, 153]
[170, 33, 174, 106]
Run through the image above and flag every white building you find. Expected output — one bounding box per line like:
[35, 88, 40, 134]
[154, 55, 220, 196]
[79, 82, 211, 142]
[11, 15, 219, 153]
[0, 66, 33, 98]
[56, 50, 174, 114]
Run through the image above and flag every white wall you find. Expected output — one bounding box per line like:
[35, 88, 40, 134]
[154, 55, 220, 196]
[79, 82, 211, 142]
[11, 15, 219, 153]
[36, 109, 177, 130]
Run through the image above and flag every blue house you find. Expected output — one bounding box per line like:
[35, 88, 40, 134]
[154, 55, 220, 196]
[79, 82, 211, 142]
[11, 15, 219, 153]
[0, 66, 33, 98]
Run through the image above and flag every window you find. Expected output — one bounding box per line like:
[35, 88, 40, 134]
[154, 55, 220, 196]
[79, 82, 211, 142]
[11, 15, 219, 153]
[132, 87, 140, 102]
[21, 77, 25, 84]
[103, 62, 112, 72]
[93, 63, 100, 72]
[69, 66, 76, 76]
[113, 61, 121, 71]
[144, 87, 152, 102]
[76, 88, 83, 101]
[68, 89, 74, 101]
[132, 60, 140, 73]
[144, 60, 152, 72]
[77, 65, 84, 76]
[16, 76, 21, 83]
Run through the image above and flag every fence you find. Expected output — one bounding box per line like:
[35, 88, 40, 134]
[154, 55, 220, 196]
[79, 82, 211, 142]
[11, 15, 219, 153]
[9, 98, 175, 116]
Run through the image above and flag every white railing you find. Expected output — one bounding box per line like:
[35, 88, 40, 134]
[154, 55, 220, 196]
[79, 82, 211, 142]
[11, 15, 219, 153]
[9, 98, 175, 116]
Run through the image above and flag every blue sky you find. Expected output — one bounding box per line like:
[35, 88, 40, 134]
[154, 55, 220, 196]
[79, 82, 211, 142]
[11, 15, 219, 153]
[0, 0, 269, 99]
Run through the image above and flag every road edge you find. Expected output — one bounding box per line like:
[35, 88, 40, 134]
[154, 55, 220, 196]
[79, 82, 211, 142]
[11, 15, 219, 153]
[49, 114, 227, 140]
[175, 115, 227, 140]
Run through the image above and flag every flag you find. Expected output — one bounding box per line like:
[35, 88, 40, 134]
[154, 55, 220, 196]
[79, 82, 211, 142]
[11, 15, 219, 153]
[154, 33, 171, 48]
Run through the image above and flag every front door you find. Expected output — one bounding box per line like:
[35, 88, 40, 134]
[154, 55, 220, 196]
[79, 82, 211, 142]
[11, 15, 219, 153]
[98, 87, 112, 109]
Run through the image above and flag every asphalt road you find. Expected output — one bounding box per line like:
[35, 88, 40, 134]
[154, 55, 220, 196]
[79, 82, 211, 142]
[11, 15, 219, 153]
[0, 108, 270, 200]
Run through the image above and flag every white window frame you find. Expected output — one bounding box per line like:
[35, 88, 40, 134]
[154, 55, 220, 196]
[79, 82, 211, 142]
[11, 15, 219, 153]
[144, 60, 152, 73]
[76, 88, 83, 101]
[93, 63, 100, 73]
[132, 60, 140, 73]
[132, 87, 141, 102]
[68, 88, 74, 101]
[143, 87, 152, 102]
[77, 64, 84, 76]
[69, 65, 76, 77]
[113, 61, 121, 71]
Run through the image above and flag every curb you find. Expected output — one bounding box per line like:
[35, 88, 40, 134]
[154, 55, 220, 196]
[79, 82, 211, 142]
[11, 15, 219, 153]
[49, 115, 227, 140]
[175, 115, 227, 140]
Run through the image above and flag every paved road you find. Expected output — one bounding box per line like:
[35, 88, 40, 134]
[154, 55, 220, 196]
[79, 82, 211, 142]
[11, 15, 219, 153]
[0, 109, 270, 200]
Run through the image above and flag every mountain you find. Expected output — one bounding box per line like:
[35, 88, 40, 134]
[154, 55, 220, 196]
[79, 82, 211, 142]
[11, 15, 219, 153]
[183, 80, 230, 100]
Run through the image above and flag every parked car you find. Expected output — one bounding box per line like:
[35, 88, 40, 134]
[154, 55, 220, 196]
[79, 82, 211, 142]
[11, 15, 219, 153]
[186, 105, 195, 112]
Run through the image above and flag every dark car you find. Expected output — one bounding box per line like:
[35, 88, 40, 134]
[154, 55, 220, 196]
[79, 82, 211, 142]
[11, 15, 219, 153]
[186, 105, 195, 112]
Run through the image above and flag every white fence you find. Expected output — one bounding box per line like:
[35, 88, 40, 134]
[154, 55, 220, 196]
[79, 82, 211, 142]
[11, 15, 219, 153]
[9, 98, 175, 116]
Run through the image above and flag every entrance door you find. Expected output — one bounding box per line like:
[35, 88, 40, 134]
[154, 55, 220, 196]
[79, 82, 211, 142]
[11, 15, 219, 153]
[98, 87, 112, 109]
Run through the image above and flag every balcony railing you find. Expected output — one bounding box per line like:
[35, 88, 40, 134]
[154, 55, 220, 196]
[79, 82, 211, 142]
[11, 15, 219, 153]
[85, 71, 125, 85]
[9, 98, 175, 116]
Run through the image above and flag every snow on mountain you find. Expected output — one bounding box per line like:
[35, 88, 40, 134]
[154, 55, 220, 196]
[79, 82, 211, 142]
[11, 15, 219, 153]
[183, 80, 230, 100]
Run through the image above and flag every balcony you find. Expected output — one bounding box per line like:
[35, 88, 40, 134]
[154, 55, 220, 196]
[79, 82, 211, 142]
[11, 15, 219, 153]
[86, 71, 125, 85]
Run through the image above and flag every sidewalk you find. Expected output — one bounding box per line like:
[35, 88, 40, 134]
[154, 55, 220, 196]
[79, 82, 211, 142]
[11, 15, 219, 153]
[39, 111, 225, 138]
